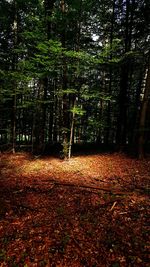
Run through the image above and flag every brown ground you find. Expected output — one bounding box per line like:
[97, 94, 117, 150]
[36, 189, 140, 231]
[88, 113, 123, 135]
[0, 152, 150, 267]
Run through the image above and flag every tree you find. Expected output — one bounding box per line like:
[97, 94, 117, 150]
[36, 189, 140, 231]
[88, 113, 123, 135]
[138, 51, 150, 158]
[0, 0, 149, 158]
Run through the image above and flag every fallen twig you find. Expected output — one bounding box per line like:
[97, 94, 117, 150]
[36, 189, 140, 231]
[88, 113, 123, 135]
[110, 201, 117, 211]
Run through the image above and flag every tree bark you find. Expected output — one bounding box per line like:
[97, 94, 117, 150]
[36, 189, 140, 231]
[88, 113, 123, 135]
[11, 0, 18, 153]
[105, 0, 115, 145]
[68, 98, 76, 159]
[39, 0, 55, 149]
[116, 0, 133, 150]
[138, 53, 150, 159]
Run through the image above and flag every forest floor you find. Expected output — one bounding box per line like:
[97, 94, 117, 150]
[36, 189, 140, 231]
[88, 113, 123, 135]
[0, 152, 150, 267]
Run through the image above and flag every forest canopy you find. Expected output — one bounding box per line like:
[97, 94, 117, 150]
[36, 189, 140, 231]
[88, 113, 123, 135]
[0, 0, 150, 158]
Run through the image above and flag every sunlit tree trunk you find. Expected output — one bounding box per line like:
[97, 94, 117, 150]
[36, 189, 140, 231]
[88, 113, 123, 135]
[68, 98, 76, 159]
[68, 0, 82, 158]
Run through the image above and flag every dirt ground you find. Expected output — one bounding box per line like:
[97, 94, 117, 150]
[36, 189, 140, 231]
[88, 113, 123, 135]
[0, 152, 150, 267]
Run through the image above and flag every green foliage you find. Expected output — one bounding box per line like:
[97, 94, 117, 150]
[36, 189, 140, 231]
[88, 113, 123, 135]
[88, 119, 105, 129]
[65, 50, 92, 62]
[70, 106, 86, 116]
[36, 40, 63, 55]
[0, 0, 149, 156]
[82, 91, 112, 101]
[93, 39, 122, 63]
[62, 88, 78, 94]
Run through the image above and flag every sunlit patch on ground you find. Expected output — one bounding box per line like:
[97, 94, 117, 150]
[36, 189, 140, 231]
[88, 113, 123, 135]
[0, 152, 149, 266]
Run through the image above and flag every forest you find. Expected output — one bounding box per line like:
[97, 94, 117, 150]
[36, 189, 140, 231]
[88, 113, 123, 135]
[0, 0, 150, 267]
[0, 0, 150, 158]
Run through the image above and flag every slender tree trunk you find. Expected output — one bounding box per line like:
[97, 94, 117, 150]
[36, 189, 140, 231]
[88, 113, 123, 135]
[39, 78, 48, 152]
[49, 83, 54, 143]
[60, 0, 70, 157]
[31, 115, 35, 153]
[38, 0, 55, 150]
[12, 94, 16, 153]
[105, 0, 115, 145]
[11, 0, 18, 153]
[31, 80, 36, 153]
[116, 66, 128, 148]
[68, 99, 76, 159]
[53, 85, 58, 143]
[68, 0, 83, 157]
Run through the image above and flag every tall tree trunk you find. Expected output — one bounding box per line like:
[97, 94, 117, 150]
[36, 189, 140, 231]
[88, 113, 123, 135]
[12, 93, 16, 154]
[44, 0, 55, 39]
[116, 0, 133, 150]
[38, 0, 56, 150]
[105, 0, 115, 145]
[130, 69, 144, 154]
[11, 0, 18, 153]
[60, 0, 70, 157]
[138, 52, 150, 159]
[39, 78, 47, 152]
[68, 0, 82, 158]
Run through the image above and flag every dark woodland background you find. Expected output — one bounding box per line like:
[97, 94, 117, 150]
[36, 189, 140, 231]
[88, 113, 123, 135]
[0, 0, 150, 158]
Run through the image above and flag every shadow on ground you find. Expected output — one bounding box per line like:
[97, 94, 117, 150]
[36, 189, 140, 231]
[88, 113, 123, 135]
[0, 153, 149, 266]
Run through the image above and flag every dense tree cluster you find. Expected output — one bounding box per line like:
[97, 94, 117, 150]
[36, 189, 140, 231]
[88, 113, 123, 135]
[0, 0, 150, 158]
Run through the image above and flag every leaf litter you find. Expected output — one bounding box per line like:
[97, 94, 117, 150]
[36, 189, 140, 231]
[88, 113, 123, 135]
[0, 152, 149, 266]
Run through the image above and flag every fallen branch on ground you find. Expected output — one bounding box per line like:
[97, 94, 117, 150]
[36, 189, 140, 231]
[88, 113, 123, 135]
[48, 179, 132, 195]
